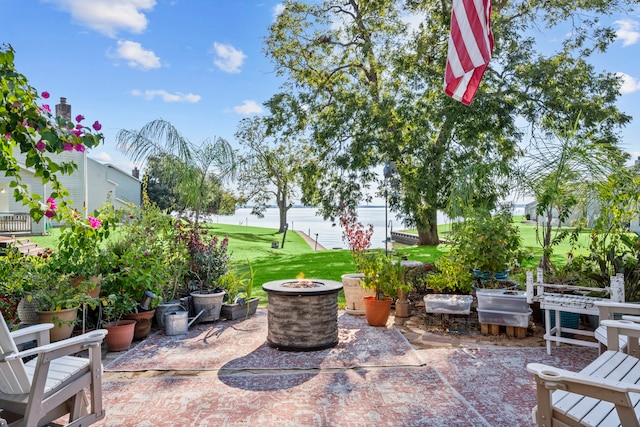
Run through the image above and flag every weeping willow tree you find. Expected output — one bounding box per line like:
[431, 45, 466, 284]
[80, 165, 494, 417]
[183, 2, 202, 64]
[116, 119, 237, 225]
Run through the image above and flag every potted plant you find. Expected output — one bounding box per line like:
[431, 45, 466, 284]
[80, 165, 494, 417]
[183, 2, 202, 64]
[181, 222, 229, 322]
[360, 251, 408, 326]
[51, 202, 119, 299]
[32, 259, 96, 341]
[220, 262, 259, 320]
[338, 205, 376, 315]
[100, 291, 139, 351]
[104, 200, 189, 328]
[450, 206, 522, 286]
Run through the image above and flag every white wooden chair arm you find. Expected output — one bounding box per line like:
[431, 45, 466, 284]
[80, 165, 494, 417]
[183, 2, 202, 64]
[10, 323, 54, 347]
[601, 319, 640, 332]
[595, 301, 640, 310]
[622, 315, 640, 323]
[3, 330, 107, 362]
[527, 363, 640, 394]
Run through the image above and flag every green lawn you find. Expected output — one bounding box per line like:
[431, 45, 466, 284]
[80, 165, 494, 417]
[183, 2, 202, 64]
[27, 215, 595, 307]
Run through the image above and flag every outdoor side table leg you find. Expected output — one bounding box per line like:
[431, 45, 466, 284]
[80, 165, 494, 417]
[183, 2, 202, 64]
[545, 307, 552, 355]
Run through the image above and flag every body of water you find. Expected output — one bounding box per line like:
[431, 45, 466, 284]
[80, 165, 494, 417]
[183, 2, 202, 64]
[209, 207, 447, 250]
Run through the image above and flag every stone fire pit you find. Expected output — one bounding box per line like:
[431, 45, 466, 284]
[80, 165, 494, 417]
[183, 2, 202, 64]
[262, 279, 343, 351]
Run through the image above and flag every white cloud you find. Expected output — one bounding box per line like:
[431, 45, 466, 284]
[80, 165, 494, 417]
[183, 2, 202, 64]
[615, 19, 640, 47]
[113, 40, 161, 70]
[233, 100, 263, 115]
[616, 72, 640, 94]
[131, 89, 201, 103]
[90, 151, 112, 163]
[212, 42, 246, 73]
[273, 3, 285, 21]
[45, 0, 155, 37]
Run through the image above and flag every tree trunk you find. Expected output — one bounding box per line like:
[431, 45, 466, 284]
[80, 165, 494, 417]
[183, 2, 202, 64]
[278, 205, 288, 233]
[416, 209, 440, 246]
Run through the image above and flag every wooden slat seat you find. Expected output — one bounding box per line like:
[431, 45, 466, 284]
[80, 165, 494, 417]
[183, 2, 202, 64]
[528, 319, 640, 426]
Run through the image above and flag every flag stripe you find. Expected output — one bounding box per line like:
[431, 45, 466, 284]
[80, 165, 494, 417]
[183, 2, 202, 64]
[444, 0, 493, 106]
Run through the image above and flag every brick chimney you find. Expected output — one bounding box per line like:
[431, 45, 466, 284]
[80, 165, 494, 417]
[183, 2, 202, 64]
[55, 97, 71, 121]
[132, 167, 140, 178]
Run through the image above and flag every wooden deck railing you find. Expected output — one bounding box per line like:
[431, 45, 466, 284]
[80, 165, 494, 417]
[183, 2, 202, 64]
[0, 213, 31, 233]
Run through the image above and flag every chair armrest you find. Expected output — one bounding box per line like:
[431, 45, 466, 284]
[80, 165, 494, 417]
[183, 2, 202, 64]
[527, 362, 640, 394]
[622, 315, 640, 323]
[10, 323, 54, 347]
[601, 319, 640, 332]
[4, 330, 108, 361]
[595, 301, 640, 310]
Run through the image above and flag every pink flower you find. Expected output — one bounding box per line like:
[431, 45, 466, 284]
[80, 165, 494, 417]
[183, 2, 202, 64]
[44, 210, 55, 218]
[92, 121, 102, 131]
[41, 104, 51, 113]
[75, 114, 85, 123]
[5, 134, 11, 139]
[74, 144, 85, 152]
[46, 197, 57, 210]
[87, 216, 101, 229]
[41, 91, 50, 99]
[35, 141, 46, 151]
[71, 129, 82, 137]
[75, 124, 83, 129]
[63, 142, 74, 152]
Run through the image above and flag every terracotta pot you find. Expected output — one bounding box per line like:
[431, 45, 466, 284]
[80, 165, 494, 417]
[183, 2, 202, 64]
[36, 307, 78, 342]
[103, 320, 137, 351]
[71, 275, 102, 299]
[341, 273, 375, 315]
[123, 309, 156, 340]
[363, 296, 393, 327]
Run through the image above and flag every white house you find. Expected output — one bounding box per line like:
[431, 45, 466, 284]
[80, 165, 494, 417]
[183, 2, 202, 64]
[0, 98, 141, 235]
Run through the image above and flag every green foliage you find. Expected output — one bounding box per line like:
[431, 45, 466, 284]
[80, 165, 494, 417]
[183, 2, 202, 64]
[53, 201, 120, 277]
[0, 44, 104, 220]
[264, 0, 630, 248]
[360, 251, 408, 300]
[236, 116, 303, 232]
[220, 261, 254, 303]
[103, 197, 189, 305]
[425, 256, 474, 294]
[101, 291, 139, 324]
[116, 119, 237, 225]
[450, 208, 522, 276]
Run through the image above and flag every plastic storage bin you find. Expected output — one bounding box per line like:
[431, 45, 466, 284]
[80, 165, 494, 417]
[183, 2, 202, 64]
[476, 289, 529, 313]
[424, 294, 474, 315]
[477, 308, 532, 328]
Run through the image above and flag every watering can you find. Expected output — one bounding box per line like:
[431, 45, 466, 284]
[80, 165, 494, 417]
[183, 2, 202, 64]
[164, 309, 204, 336]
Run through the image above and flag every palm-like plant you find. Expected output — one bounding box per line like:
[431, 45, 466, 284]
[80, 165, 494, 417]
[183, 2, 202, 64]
[116, 119, 236, 225]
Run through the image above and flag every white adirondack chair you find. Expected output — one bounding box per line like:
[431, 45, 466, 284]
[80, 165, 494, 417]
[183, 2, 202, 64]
[528, 319, 640, 426]
[594, 301, 640, 356]
[0, 313, 107, 427]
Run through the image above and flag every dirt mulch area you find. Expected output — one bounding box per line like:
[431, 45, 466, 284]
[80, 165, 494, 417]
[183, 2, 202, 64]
[394, 300, 571, 350]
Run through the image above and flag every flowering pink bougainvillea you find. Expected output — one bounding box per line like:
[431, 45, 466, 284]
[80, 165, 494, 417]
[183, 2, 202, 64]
[45, 197, 57, 218]
[35, 141, 46, 151]
[41, 91, 50, 99]
[87, 216, 101, 229]
[92, 121, 102, 131]
[75, 114, 84, 123]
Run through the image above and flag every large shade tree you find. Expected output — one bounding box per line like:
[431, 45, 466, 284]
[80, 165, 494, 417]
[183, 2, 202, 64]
[235, 116, 305, 233]
[264, 0, 632, 245]
[116, 119, 237, 225]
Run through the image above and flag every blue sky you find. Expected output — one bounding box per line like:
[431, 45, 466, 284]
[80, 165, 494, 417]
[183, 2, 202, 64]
[2, 0, 640, 176]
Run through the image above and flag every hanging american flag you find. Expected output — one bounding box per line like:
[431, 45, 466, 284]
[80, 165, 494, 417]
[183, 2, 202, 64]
[443, 0, 494, 105]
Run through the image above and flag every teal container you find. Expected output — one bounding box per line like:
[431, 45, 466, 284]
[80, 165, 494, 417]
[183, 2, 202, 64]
[542, 309, 580, 338]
